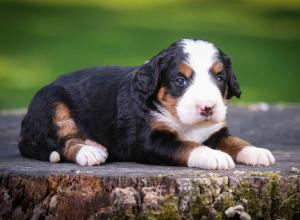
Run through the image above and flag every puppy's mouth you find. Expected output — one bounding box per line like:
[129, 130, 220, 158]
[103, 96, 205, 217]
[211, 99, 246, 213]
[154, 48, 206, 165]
[199, 110, 226, 124]
[179, 113, 217, 125]
[183, 116, 219, 129]
[203, 116, 213, 121]
[199, 115, 217, 123]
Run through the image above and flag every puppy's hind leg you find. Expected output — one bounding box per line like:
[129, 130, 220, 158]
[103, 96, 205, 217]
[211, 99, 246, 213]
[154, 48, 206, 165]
[53, 102, 108, 166]
[19, 86, 68, 162]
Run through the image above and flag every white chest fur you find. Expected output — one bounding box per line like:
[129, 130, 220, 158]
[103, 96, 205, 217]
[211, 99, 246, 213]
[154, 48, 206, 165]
[182, 122, 226, 143]
[151, 109, 226, 144]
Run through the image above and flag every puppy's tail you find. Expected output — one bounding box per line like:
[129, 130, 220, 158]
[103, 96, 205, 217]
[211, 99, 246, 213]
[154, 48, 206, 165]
[49, 151, 61, 163]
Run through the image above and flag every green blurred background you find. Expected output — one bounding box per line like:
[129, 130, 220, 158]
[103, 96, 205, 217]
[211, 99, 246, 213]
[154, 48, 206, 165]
[0, 0, 300, 109]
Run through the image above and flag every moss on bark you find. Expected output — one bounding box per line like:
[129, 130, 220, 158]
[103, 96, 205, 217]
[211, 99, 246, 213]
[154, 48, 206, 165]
[0, 171, 299, 220]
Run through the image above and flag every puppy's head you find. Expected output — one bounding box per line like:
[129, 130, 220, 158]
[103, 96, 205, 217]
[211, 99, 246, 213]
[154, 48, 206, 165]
[135, 39, 241, 125]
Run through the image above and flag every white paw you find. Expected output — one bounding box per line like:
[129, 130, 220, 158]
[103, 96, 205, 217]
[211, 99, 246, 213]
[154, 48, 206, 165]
[75, 143, 108, 166]
[236, 146, 275, 166]
[188, 146, 235, 170]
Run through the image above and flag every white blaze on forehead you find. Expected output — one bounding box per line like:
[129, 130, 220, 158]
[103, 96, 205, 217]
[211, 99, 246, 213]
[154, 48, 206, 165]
[181, 39, 218, 74]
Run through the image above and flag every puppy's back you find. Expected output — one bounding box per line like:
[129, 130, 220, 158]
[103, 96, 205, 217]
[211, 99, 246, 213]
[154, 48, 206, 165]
[18, 66, 137, 162]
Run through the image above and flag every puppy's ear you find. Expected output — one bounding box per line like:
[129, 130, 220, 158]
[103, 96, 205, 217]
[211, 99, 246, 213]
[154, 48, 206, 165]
[134, 50, 167, 100]
[134, 57, 160, 100]
[225, 56, 241, 99]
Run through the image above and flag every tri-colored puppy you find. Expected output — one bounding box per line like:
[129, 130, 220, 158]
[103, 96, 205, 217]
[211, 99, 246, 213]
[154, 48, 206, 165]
[19, 39, 275, 169]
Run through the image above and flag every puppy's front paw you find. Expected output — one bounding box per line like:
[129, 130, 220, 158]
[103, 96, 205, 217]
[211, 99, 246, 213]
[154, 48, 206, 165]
[236, 146, 275, 166]
[76, 142, 108, 166]
[188, 146, 235, 170]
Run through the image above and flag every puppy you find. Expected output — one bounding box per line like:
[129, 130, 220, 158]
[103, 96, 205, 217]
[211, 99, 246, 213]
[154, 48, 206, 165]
[18, 39, 275, 169]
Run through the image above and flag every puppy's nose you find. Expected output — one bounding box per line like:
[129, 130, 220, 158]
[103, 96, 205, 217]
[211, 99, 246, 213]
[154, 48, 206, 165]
[198, 104, 215, 117]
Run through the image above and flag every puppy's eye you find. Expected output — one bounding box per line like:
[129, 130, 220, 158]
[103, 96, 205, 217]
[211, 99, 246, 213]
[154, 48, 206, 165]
[175, 77, 187, 87]
[216, 76, 225, 84]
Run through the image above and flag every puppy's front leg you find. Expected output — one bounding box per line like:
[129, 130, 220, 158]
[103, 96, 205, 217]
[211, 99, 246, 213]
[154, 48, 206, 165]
[218, 135, 275, 166]
[144, 129, 235, 170]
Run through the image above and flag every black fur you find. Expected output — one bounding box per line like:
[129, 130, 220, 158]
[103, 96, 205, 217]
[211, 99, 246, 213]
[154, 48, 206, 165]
[219, 52, 241, 99]
[203, 127, 230, 149]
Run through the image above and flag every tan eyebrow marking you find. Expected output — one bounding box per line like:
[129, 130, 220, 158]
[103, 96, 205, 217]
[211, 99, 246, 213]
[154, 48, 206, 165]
[211, 62, 224, 75]
[178, 63, 193, 78]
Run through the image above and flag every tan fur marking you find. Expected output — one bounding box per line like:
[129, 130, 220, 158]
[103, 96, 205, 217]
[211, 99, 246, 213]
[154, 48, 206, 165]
[211, 62, 224, 75]
[64, 138, 84, 162]
[218, 136, 250, 160]
[53, 102, 80, 138]
[157, 87, 177, 117]
[57, 119, 79, 137]
[178, 141, 199, 165]
[53, 102, 71, 122]
[53, 102, 84, 162]
[150, 120, 177, 133]
[178, 63, 193, 78]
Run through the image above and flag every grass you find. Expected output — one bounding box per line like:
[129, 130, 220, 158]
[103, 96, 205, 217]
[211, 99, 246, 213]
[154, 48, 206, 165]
[0, 0, 300, 109]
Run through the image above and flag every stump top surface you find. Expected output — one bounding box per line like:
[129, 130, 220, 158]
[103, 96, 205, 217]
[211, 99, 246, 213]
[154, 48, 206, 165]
[1, 105, 300, 178]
